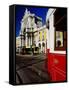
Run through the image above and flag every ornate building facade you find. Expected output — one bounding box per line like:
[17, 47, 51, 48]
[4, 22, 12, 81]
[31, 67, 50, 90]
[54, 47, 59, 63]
[16, 9, 47, 54]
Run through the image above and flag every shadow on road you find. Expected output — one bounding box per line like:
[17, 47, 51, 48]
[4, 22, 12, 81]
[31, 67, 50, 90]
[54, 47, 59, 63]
[16, 54, 51, 84]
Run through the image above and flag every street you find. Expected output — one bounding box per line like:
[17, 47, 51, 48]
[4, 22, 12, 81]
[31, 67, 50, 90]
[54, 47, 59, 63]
[16, 54, 50, 84]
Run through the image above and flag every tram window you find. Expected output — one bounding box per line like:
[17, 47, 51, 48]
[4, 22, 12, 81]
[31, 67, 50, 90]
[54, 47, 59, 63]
[56, 31, 63, 47]
[55, 31, 67, 50]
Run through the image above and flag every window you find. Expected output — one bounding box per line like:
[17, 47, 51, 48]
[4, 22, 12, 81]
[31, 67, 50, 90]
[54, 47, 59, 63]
[42, 31, 44, 41]
[42, 43, 45, 47]
[39, 43, 41, 48]
[55, 31, 67, 50]
[56, 31, 63, 47]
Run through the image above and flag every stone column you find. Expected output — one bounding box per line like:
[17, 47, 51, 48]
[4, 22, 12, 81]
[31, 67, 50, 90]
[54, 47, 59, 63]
[26, 33, 28, 48]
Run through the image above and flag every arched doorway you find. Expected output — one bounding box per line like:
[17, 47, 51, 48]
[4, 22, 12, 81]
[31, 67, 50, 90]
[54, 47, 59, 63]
[42, 42, 45, 53]
[39, 43, 41, 53]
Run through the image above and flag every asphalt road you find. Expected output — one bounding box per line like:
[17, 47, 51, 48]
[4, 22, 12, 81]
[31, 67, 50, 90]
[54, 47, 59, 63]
[16, 54, 50, 84]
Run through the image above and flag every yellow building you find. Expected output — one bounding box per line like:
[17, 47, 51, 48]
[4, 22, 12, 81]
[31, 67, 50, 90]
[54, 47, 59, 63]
[34, 25, 47, 53]
[38, 25, 47, 53]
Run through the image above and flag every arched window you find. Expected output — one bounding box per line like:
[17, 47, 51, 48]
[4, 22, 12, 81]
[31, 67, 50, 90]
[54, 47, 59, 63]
[42, 42, 45, 47]
[39, 43, 41, 48]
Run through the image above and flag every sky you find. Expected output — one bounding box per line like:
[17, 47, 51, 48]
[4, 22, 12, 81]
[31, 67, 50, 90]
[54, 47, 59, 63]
[15, 5, 48, 37]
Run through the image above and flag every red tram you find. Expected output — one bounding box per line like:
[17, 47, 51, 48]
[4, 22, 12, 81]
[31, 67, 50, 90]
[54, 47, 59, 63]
[45, 8, 67, 82]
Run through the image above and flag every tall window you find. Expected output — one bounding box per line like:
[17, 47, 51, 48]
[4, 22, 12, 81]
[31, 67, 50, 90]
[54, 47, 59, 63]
[56, 31, 63, 47]
[55, 31, 67, 50]
[42, 31, 44, 41]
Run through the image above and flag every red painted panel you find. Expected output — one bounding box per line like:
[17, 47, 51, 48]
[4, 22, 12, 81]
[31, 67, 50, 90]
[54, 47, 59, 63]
[52, 67, 66, 81]
[46, 51, 66, 82]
